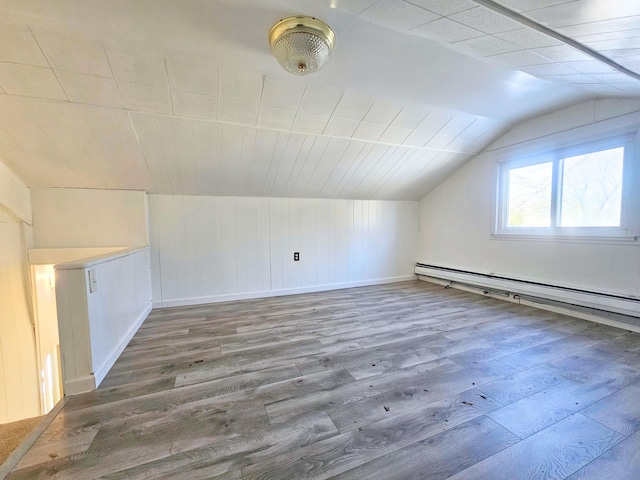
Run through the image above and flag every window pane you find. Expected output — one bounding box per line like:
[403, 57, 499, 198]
[560, 147, 623, 227]
[507, 162, 552, 227]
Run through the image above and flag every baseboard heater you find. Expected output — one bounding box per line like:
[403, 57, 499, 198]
[415, 263, 640, 328]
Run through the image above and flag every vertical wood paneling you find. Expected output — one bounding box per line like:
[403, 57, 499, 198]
[0, 210, 39, 423]
[198, 196, 222, 296]
[299, 199, 313, 287]
[220, 197, 239, 294]
[316, 201, 330, 286]
[149, 195, 419, 306]
[269, 198, 284, 291]
[182, 198, 203, 298]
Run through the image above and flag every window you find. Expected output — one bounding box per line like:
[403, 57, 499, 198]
[496, 132, 638, 239]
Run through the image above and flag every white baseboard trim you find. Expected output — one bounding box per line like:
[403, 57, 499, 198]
[153, 275, 417, 309]
[64, 375, 96, 395]
[92, 301, 153, 388]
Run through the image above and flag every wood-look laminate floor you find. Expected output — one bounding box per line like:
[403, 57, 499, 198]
[7, 280, 640, 479]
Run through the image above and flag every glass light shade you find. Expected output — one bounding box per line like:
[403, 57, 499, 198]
[269, 16, 335, 75]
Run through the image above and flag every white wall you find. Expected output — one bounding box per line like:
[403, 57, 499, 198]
[0, 161, 39, 423]
[55, 248, 152, 394]
[149, 195, 418, 307]
[418, 99, 640, 298]
[30, 188, 148, 248]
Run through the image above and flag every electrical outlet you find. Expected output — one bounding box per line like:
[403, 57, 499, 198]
[294, 252, 300, 261]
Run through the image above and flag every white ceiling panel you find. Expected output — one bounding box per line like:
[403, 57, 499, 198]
[0, 63, 67, 100]
[425, 133, 455, 149]
[523, 62, 580, 76]
[165, 57, 218, 96]
[21, 101, 104, 188]
[352, 122, 385, 141]
[438, 115, 475, 137]
[454, 35, 522, 57]
[192, 121, 223, 195]
[32, 29, 112, 78]
[267, 133, 306, 195]
[488, 49, 552, 68]
[105, 46, 167, 86]
[0, 24, 48, 67]
[292, 111, 330, 134]
[129, 113, 173, 193]
[403, 129, 434, 147]
[171, 90, 217, 120]
[449, 6, 523, 35]
[501, 0, 576, 13]
[522, 1, 640, 28]
[262, 76, 307, 110]
[493, 28, 561, 49]
[0, 0, 636, 201]
[379, 126, 412, 144]
[562, 60, 616, 74]
[407, 0, 477, 17]
[362, 100, 403, 126]
[0, 126, 75, 187]
[555, 16, 640, 37]
[415, 109, 453, 133]
[257, 104, 296, 130]
[323, 116, 360, 137]
[300, 82, 343, 116]
[361, 0, 440, 30]
[218, 67, 263, 104]
[413, 17, 485, 43]
[218, 97, 259, 125]
[333, 91, 374, 121]
[119, 81, 171, 115]
[530, 45, 593, 63]
[56, 70, 123, 108]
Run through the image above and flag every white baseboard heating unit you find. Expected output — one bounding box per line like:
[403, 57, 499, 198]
[415, 263, 640, 331]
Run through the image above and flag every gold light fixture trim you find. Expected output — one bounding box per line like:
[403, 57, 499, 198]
[269, 16, 335, 75]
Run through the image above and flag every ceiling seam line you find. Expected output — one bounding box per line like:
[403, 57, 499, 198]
[471, 0, 640, 82]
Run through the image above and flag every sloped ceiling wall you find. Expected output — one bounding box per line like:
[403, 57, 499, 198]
[0, 0, 638, 200]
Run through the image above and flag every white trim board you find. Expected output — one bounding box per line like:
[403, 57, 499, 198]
[92, 301, 153, 388]
[153, 275, 417, 309]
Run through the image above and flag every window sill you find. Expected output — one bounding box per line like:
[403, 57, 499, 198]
[491, 232, 639, 245]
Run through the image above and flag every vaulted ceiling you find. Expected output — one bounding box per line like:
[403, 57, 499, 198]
[0, 0, 638, 200]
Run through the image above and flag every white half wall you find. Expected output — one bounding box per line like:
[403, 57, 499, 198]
[418, 99, 640, 299]
[30, 188, 148, 248]
[55, 247, 152, 394]
[149, 195, 418, 307]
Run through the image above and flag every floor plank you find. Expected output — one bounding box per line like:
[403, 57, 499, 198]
[6, 280, 640, 479]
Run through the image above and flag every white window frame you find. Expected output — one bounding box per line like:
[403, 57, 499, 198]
[494, 129, 639, 242]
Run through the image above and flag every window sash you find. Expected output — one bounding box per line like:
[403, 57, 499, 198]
[495, 132, 637, 240]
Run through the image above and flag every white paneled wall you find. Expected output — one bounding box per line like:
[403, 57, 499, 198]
[418, 99, 640, 298]
[0, 209, 39, 423]
[0, 158, 39, 423]
[30, 188, 148, 248]
[149, 195, 418, 307]
[55, 248, 152, 393]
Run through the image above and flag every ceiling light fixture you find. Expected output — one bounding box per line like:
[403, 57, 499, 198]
[269, 16, 335, 75]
